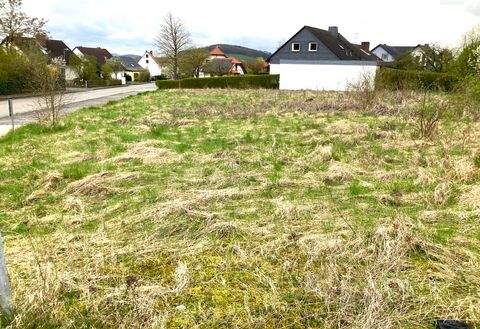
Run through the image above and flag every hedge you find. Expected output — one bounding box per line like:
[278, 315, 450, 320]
[375, 67, 458, 92]
[156, 75, 279, 90]
[86, 79, 123, 88]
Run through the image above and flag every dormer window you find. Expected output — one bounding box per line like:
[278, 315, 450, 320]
[309, 42, 318, 52]
[292, 43, 300, 52]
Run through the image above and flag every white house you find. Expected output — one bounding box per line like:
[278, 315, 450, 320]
[268, 26, 379, 91]
[138, 51, 165, 78]
[371, 44, 416, 62]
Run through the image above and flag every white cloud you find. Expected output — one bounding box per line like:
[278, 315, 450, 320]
[22, 0, 480, 54]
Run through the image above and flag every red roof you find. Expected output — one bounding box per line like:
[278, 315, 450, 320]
[210, 46, 227, 57]
[230, 57, 242, 64]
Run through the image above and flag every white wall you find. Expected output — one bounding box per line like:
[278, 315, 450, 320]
[138, 52, 163, 77]
[65, 67, 78, 81]
[270, 62, 378, 91]
[371, 47, 394, 62]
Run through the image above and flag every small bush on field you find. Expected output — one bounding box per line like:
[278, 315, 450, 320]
[411, 92, 449, 139]
[348, 70, 377, 110]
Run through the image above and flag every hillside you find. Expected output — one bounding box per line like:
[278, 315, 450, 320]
[0, 90, 479, 327]
[204, 44, 270, 61]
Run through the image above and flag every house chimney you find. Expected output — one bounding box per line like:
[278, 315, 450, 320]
[328, 26, 339, 37]
[360, 42, 370, 52]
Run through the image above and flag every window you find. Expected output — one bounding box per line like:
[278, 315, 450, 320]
[146, 59, 149, 64]
[292, 43, 300, 52]
[146, 54, 149, 58]
[309, 42, 318, 52]
[381, 54, 388, 60]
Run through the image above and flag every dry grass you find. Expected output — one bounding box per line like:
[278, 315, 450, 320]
[0, 89, 479, 328]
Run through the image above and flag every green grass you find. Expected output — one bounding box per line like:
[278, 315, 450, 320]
[0, 89, 479, 328]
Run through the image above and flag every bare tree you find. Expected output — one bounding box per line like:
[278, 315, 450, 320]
[30, 55, 67, 126]
[0, 0, 47, 45]
[154, 13, 191, 80]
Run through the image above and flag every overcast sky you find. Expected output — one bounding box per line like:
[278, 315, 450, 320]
[23, 0, 480, 55]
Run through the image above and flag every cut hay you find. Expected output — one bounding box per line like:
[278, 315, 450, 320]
[27, 171, 63, 201]
[310, 144, 333, 163]
[303, 219, 416, 328]
[67, 172, 138, 196]
[460, 185, 480, 209]
[434, 182, 451, 205]
[323, 161, 354, 184]
[113, 140, 182, 165]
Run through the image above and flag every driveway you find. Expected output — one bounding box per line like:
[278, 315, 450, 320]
[0, 83, 157, 137]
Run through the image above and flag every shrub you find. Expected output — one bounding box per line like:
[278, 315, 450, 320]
[156, 75, 279, 90]
[155, 74, 168, 81]
[347, 70, 377, 110]
[156, 80, 180, 89]
[412, 92, 449, 139]
[137, 70, 151, 83]
[375, 67, 458, 91]
[86, 79, 122, 88]
[0, 48, 31, 95]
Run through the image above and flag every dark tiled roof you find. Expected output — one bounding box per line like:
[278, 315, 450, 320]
[44, 39, 75, 63]
[374, 44, 416, 59]
[304, 26, 377, 61]
[267, 26, 378, 62]
[116, 56, 143, 71]
[76, 46, 113, 65]
[2, 36, 75, 63]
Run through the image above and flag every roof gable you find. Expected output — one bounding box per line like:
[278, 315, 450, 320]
[372, 44, 416, 59]
[210, 46, 227, 57]
[75, 46, 113, 65]
[268, 26, 377, 63]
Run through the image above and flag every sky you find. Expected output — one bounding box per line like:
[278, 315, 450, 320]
[22, 0, 480, 55]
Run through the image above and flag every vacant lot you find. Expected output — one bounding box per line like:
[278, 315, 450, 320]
[0, 89, 479, 328]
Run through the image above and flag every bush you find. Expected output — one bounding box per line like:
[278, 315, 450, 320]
[137, 70, 151, 83]
[86, 79, 122, 88]
[375, 68, 458, 91]
[156, 75, 279, 90]
[154, 74, 168, 81]
[0, 48, 31, 95]
[156, 80, 180, 90]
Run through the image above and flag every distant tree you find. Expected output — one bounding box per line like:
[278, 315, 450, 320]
[70, 55, 98, 82]
[393, 45, 453, 73]
[179, 48, 209, 78]
[101, 63, 113, 80]
[154, 13, 191, 80]
[202, 59, 232, 77]
[104, 58, 124, 80]
[0, 0, 47, 45]
[245, 57, 267, 74]
[417, 45, 454, 73]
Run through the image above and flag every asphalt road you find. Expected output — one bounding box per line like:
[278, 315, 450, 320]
[0, 83, 157, 137]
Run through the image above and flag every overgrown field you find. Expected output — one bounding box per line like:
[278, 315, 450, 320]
[0, 89, 479, 328]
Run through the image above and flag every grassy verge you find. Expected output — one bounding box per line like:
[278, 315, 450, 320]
[0, 89, 479, 328]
